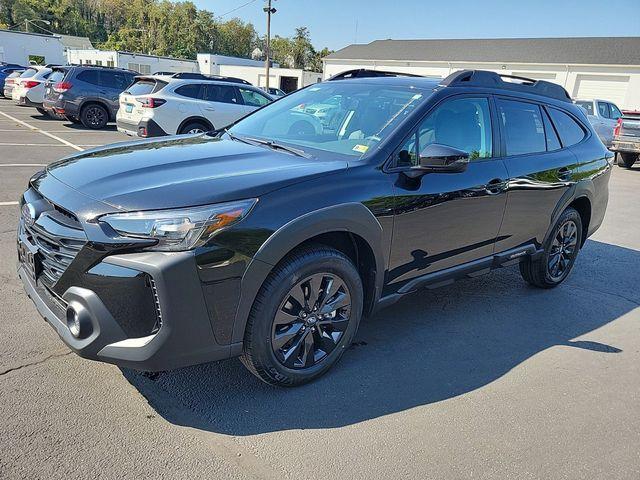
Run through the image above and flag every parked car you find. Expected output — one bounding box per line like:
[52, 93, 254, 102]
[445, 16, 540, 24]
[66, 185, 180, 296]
[261, 86, 286, 97]
[574, 99, 623, 148]
[4, 68, 38, 100]
[116, 74, 273, 137]
[17, 69, 612, 386]
[12, 66, 54, 114]
[1, 69, 25, 98]
[0, 65, 25, 95]
[611, 111, 640, 168]
[42, 65, 136, 129]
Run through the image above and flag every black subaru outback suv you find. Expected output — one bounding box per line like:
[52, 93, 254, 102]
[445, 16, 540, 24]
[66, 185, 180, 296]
[17, 70, 612, 386]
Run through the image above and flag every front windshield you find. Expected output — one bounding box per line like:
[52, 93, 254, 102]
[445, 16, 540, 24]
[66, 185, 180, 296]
[229, 82, 427, 158]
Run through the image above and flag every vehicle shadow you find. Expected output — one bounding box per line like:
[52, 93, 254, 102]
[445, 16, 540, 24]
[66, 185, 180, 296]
[123, 239, 638, 435]
[60, 122, 117, 131]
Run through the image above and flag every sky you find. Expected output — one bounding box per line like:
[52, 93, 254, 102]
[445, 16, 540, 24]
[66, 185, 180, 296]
[190, 0, 640, 51]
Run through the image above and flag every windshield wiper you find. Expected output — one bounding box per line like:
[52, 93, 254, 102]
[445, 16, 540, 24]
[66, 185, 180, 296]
[242, 136, 311, 158]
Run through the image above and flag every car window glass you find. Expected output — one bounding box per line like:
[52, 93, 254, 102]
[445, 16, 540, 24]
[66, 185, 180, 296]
[76, 70, 100, 86]
[238, 88, 271, 107]
[609, 103, 622, 120]
[48, 70, 66, 83]
[548, 108, 586, 147]
[203, 84, 238, 104]
[19, 68, 37, 78]
[175, 83, 202, 99]
[126, 80, 156, 95]
[105, 72, 133, 90]
[497, 99, 546, 156]
[396, 97, 492, 167]
[575, 101, 593, 115]
[542, 108, 561, 151]
[597, 102, 610, 118]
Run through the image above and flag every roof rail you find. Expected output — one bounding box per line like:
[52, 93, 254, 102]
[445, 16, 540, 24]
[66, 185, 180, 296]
[169, 72, 252, 85]
[328, 69, 424, 81]
[440, 70, 571, 103]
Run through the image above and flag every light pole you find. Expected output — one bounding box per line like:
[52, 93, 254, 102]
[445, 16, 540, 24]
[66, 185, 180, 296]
[25, 19, 51, 33]
[263, 0, 276, 90]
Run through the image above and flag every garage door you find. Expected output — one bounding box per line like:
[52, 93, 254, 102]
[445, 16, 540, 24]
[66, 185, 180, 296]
[573, 74, 629, 105]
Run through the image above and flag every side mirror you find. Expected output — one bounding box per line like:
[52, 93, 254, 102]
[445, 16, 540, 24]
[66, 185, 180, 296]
[404, 144, 470, 178]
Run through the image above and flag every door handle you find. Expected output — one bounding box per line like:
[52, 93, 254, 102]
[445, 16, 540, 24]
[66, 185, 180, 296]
[485, 178, 505, 195]
[558, 167, 572, 181]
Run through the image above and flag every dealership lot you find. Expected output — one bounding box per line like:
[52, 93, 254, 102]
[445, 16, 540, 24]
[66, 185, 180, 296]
[0, 98, 639, 479]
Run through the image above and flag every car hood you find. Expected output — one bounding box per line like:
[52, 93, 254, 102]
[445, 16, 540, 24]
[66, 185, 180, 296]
[46, 135, 347, 211]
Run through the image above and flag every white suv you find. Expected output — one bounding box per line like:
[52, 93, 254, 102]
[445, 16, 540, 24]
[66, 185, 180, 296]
[116, 74, 273, 137]
[12, 66, 53, 113]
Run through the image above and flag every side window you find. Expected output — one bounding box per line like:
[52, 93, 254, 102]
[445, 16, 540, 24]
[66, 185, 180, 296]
[575, 101, 594, 115]
[542, 108, 561, 151]
[497, 99, 546, 156]
[203, 85, 239, 104]
[609, 103, 622, 120]
[175, 84, 202, 100]
[238, 88, 271, 107]
[394, 97, 492, 167]
[548, 108, 586, 147]
[76, 70, 100, 86]
[597, 102, 610, 119]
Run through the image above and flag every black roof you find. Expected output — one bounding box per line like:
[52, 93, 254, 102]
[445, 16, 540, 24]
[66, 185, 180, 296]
[327, 37, 640, 66]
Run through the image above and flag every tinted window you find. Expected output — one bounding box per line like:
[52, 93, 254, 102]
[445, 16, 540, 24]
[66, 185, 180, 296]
[542, 108, 561, 151]
[48, 70, 66, 83]
[497, 99, 546, 156]
[597, 102, 610, 118]
[76, 70, 100, 86]
[575, 101, 594, 115]
[548, 108, 586, 147]
[609, 103, 622, 120]
[175, 84, 202, 99]
[397, 97, 492, 167]
[238, 87, 271, 107]
[203, 84, 238, 104]
[126, 80, 156, 95]
[101, 71, 133, 90]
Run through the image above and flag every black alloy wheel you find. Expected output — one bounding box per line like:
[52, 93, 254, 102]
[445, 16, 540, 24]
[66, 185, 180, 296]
[81, 104, 108, 129]
[272, 273, 352, 369]
[547, 219, 579, 282]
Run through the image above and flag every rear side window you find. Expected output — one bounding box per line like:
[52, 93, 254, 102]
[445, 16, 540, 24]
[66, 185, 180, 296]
[497, 99, 546, 156]
[597, 102, 610, 118]
[76, 70, 100, 86]
[541, 109, 561, 151]
[548, 108, 586, 147]
[175, 83, 202, 99]
[202, 84, 239, 104]
[575, 101, 594, 115]
[101, 71, 134, 90]
[49, 70, 66, 83]
[19, 69, 37, 78]
[126, 80, 157, 96]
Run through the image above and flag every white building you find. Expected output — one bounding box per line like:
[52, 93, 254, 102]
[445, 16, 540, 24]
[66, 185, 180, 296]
[67, 49, 199, 74]
[0, 29, 66, 65]
[323, 37, 640, 110]
[198, 53, 321, 93]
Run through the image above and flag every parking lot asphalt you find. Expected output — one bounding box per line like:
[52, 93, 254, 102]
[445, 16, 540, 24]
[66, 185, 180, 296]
[0, 98, 638, 480]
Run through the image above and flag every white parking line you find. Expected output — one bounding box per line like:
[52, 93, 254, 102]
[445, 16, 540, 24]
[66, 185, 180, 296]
[0, 164, 47, 167]
[0, 201, 19, 206]
[0, 111, 84, 152]
[0, 143, 73, 147]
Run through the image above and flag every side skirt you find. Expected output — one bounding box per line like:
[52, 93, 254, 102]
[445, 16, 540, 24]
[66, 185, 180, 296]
[376, 244, 542, 311]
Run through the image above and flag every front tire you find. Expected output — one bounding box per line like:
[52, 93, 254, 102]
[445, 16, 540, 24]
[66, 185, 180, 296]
[241, 245, 363, 387]
[80, 104, 108, 129]
[520, 208, 582, 288]
[617, 152, 637, 169]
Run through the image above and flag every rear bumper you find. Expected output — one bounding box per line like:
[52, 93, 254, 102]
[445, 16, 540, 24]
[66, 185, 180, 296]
[19, 250, 239, 372]
[17, 96, 43, 108]
[43, 98, 79, 118]
[611, 140, 640, 154]
[117, 118, 168, 138]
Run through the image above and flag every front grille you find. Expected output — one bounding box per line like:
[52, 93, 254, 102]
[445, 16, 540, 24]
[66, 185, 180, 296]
[20, 194, 86, 288]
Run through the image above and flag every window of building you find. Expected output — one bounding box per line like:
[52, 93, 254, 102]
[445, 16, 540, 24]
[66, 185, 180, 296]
[139, 64, 151, 75]
[107, 60, 115, 68]
[95, 60, 103, 66]
[128, 62, 140, 72]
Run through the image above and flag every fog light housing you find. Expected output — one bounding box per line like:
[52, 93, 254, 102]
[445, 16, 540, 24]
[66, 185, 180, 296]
[65, 302, 91, 339]
[138, 126, 147, 137]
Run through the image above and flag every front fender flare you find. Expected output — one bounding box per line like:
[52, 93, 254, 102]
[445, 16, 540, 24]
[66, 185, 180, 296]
[230, 202, 387, 345]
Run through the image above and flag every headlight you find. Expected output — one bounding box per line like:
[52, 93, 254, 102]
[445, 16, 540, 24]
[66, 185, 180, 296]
[99, 199, 257, 251]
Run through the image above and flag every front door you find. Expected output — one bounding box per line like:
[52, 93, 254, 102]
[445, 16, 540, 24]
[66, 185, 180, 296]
[386, 95, 509, 291]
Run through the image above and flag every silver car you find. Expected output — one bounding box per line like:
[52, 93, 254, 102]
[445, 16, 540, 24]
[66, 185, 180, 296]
[574, 99, 623, 148]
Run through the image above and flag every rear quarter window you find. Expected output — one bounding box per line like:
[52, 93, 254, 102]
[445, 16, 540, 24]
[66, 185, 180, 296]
[48, 70, 66, 83]
[548, 108, 586, 147]
[76, 70, 100, 86]
[175, 83, 203, 99]
[19, 69, 37, 78]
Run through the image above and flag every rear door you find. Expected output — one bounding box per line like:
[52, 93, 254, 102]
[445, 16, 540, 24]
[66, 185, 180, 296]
[495, 98, 586, 253]
[199, 83, 243, 128]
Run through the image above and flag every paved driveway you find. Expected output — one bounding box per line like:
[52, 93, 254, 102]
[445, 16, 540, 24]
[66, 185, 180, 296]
[0, 99, 638, 479]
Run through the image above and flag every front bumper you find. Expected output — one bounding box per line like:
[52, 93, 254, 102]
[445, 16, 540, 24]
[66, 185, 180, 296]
[19, 249, 239, 372]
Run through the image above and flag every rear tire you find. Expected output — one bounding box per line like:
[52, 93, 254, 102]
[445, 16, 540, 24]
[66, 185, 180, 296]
[80, 104, 108, 129]
[520, 207, 582, 289]
[178, 121, 210, 135]
[617, 152, 637, 169]
[67, 116, 81, 124]
[36, 107, 48, 117]
[241, 245, 363, 387]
